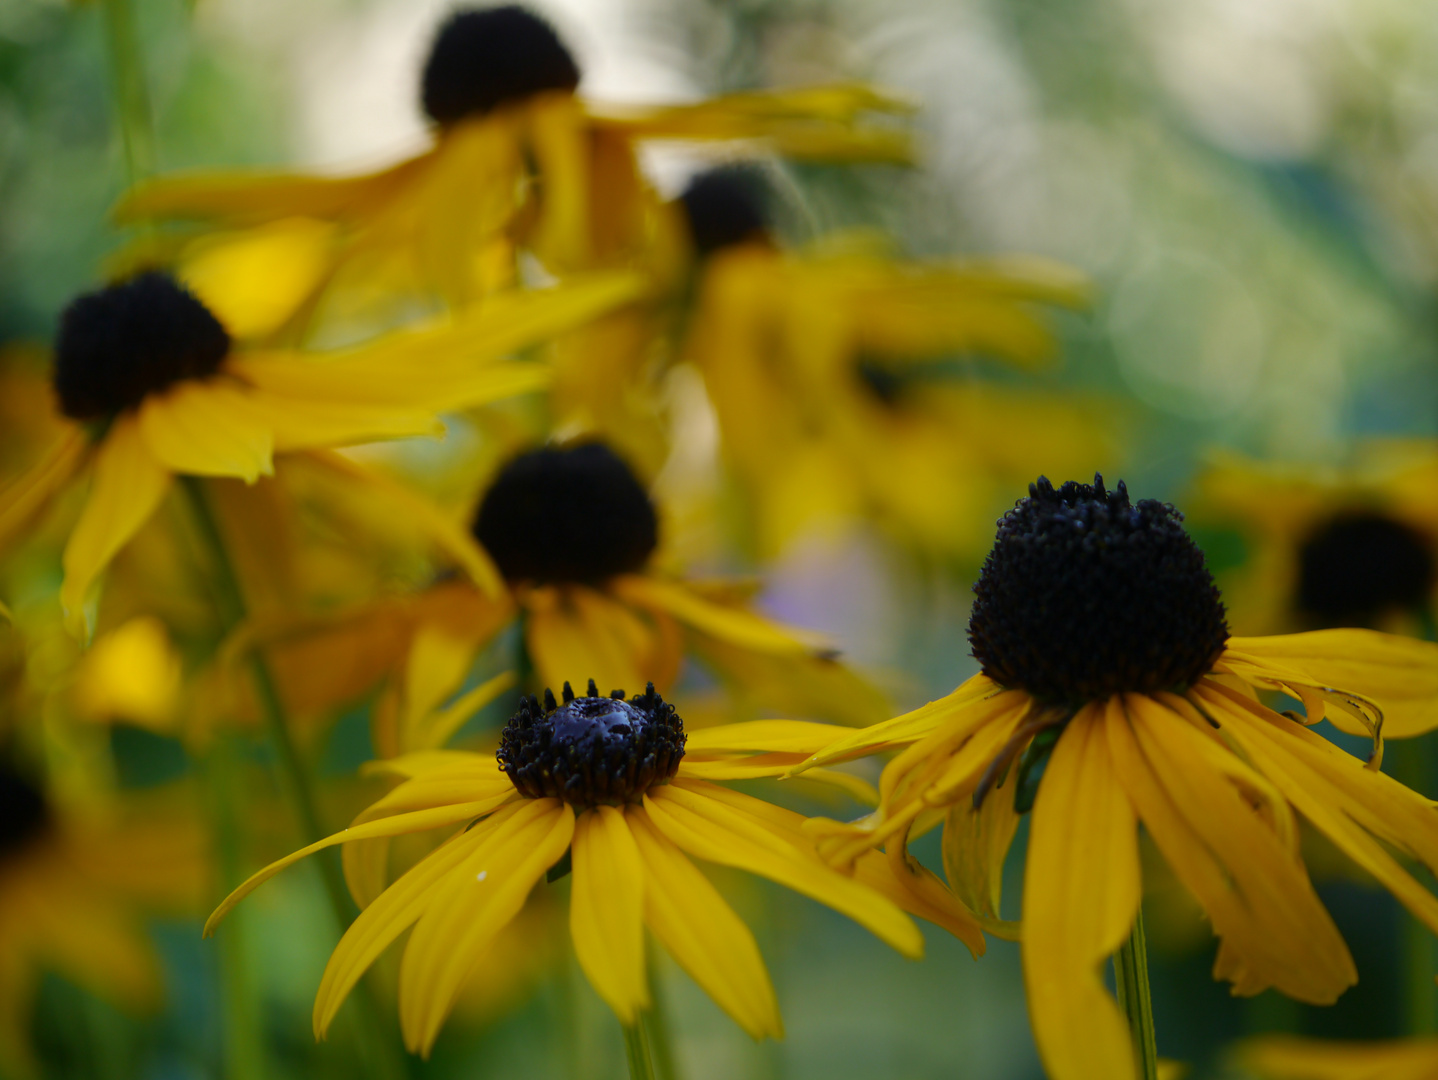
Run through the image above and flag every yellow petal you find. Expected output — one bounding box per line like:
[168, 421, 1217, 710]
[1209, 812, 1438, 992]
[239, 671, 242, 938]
[316, 810, 514, 1037]
[628, 806, 782, 1039]
[570, 806, 649, 1024]
[205, 798, 507, 936]
[178, 218, 338, 340]
[1223, 630, 1438, 738]
[136, 379, 275, 482]
[70, 615, 182, 730]
[685, 720, 862, 758]
[610, 574, 829, 656]
[525, 586, 650, 695]
[415, 671, 518, 753]
[398, 799, 573, 1056]
[852, 844, 987, 956]
[643, 780, 923, 958]
[61, 416, 172, 636]
[1235, 1034, 1438, 1080]
[242, 386, 444, 451]
[1107, 695, 1354, 1002]
[942, 780, 1021, 940]
[0, 425, 89, 553]
[1021, 704, 1140, 1080]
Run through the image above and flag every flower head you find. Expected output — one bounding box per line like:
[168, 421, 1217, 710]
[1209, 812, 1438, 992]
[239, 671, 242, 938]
[203, 687, 967, 1055]
[1296, 510, 1434, 626]
[796, 475, 1438, 1080]
[679, 168, 772, 257]
[421, 6, 580, 125]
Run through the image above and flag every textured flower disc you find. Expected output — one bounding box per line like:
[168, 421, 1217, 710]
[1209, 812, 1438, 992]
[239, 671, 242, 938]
[0, 766, 47, 858]
[498, 679, 686, 806]
[420, 5, 581, 125]
[969, 475, 1229, 706]
[679, 168, 771, 257]
[1297, 511, 1435, 624]
[472, 442, 658, 584]
[53, 272, 231, 421]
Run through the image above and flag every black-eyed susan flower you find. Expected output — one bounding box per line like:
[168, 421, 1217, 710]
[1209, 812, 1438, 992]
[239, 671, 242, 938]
[1235, 1033, 1438, 1080]
[203, 682, 979, 1055]
[0, 766, 207, 1078]
[1193, 445, 1438, 635]
[0, 270, 638, 635]
[113, 5, 914, 330]
[674, 169, 1119, 562]
[240, 440, 891, 757]
[795, 475, 1438, 1080]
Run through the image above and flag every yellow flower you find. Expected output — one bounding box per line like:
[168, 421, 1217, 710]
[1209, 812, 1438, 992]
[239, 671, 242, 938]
[203, 682, 978, 1055]
[676, 172, 1116, 561]
[235, 440, 892, 757]
[112, 6, 913, 330]
[0, 270, 638, 635]
[1192, 444, 1438, 635]
[794, 475, 1438, 1080]
[1234, 1034, 1438, 1080]
[0, 769, 207, 1079]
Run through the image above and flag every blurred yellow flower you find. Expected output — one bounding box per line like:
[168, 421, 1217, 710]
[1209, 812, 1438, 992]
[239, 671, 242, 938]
[68, 615, 181, 731]
[1193, 444, 1438, 635]
[204, 682, 977, 1055]
[676, 172, 1116, 561]
[0, 271, 638, 635]
[0, 770, 208, 1079]
[113, 6, 914, 330]
[795, 476, 1438, 1080]
[1235, 1034, 1438, 1080]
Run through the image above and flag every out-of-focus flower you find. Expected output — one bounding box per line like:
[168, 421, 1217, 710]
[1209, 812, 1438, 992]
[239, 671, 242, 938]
[1192, 445, 1438, 635]
[1234, 1033, 1438, 1080]
[0, 767, 208, 1079]
[0, 271, 639, 635]
[676, 170, 1116, 562]
[240, 441, 891, 756]
[112, 6, 913, 332]
[205, 682, 978, 1055]
[795, 476, 1438, 1080]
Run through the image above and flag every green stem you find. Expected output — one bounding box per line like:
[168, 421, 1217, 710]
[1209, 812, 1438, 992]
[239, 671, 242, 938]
[623, 1020, 657, 1080]
[179, 477, 410, 1080]
[99, 0, 156, 185]
[1112, 910, 1158, 1080]
[644, 957, 681, 1080]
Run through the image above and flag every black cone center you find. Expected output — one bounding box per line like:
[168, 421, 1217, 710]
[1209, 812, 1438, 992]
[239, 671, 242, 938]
[1297, 512, 1435, 625]
[53, 272, 230, 421]
[0, 767, 48, 859]
[498, 680, 686, 806]
[421, 6, 581, 124]
[473, 443, 658, 585]
[678, 169, 771, 258]
[969, 475, 1230, 706]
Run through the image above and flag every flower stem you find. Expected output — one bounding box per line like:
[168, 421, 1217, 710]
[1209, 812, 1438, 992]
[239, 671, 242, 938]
[99, 0, 156, 186]
[644, 962, 682, 1080]
[179, 477, 410, 1080]
[1112, 910, 1159, 1080]
[623, 1020, 657, 1080]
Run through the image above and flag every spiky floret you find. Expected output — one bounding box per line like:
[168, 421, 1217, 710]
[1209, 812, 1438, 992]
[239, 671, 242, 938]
[53, 272, 231, 421]
[678, 168, 771, 257]
[472, 442, 659, 584]
[1298, 512, 1435, 625]
[497, 680, 686, 807]
[968, 475, 1229, 706]
[420, 6, 581, 125]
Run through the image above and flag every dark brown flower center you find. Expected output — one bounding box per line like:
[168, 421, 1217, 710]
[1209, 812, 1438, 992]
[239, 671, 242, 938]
[420, 6, 580, 125]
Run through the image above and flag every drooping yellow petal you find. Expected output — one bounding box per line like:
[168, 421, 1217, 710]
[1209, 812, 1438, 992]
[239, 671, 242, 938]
[685, 720, 863, 758]
[610, 574, 829, 656]
[643, 780, 923, 958]
[136, 379, 275, 482]
[1223, 630, 1438, 738]
[1235, 1034, 1438, 1080]
[0, 425, 89, 553]
[398, 799, 574, 1056]
[60, 416, 172, 635]
[570, 806, 649, 1024]
[316, 811, 514, 1037]
[1022, 704, 1141, 1080]
[853, 844, 988, 956]
[942, 780, 1021, 940]
[525, 586, 652, 695]
[628, 806, 782, 1040]
[1107, 695, 1354, 1002]
[205, 799, 506, 936]
[415, 672, 518, 754]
